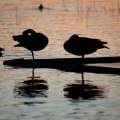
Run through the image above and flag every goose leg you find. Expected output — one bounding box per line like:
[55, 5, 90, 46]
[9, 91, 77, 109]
[82, 55, 84, 60]
[81, 55, 85, 65]
[31, 50, 35, 67]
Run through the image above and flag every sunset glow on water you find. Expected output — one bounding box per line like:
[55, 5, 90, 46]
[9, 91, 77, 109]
[0, 0, 120, 120]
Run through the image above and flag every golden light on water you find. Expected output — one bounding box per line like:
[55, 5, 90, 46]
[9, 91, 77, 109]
[0, 1, 120, 120]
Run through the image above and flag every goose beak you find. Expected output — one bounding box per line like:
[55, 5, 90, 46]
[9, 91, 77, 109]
[13, 35, 18, 40]
[12, 35, 22, 41]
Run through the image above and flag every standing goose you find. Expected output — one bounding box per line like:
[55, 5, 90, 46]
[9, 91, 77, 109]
[64, 34, 109, 60]
[13, 29, 48, 63]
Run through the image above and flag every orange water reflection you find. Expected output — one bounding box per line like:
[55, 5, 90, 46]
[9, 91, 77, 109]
[0, 1, 120, 120]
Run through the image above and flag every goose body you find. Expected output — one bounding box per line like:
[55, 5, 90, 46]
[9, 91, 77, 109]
[13, 29, 48, 62]
[64, 34, 109, 58]
[13, 29, 48, 51]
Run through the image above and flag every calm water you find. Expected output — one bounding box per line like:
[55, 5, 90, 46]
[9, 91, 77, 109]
[0, 0, 120, 120]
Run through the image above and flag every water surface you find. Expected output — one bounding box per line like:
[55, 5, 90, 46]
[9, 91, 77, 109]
[0, 0, 120, 120]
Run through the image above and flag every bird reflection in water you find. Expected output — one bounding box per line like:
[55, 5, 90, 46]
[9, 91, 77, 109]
[64, 72, 104, 100]
[14, 68, 48, 98]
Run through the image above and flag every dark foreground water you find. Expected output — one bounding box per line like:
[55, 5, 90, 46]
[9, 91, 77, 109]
[0, 0, 120, 120]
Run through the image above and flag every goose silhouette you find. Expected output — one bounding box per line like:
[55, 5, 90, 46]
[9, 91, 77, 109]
[64, 34, 109, 60]
[13, 29, 48, 63]
[0, 47, 4, 57]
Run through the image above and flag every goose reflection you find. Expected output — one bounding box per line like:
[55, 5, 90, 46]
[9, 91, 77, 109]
[14, 68, 48, 98]
[64, 72, 104, 100]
